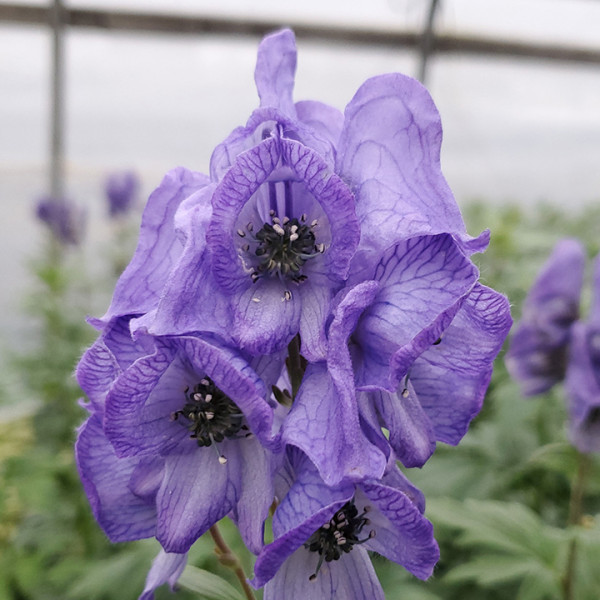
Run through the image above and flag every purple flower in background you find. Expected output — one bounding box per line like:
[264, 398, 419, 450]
[105, 170, 140, 217]
[252, 450, 439, 599]
[506, 239, 585, 396]
[565, 254, 600, 453]
[35, 195, 86, 245]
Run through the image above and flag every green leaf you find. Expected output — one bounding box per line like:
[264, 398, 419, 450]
[177, 566, 245, 600]
[444, 555, 541, 587]
[427, 498, 564, 564]
[526, 443, 579, 477]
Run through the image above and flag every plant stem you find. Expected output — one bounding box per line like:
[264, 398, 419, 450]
[562, 451, 591, 600]
[209, 524, 256, 600]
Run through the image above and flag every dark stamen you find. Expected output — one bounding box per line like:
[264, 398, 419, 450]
[304, 501, 374, 580]
[172, 377, 247, 450]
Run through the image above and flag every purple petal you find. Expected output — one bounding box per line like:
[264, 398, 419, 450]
[337, 73, 472, 256]
[295, 100, 345, 151]
[208, 136, 281, 293]
[252, 498, 349, 588]
[280, 138, 359, 281]
[75, 415, 157, 542]
[369, 386, 436, 468]
[283, 363, 386, 486]
[359, 483, 439, 580]
[410, 284, 512, 445]
[93, 168, 209, 328]
[155, 441, 240, 553]
[105, 336, 274, 458]
[565, 322, 600, 453]
[254, 29, 297, 117]
[141, 185, 232, 339]
[354, 234, 478, 390]
[262, 546, 384, 600]
[230, 436, 275, 554]
[506, 238, 585, 395]
[231, 278, 302, 355]
[139, 550, 187, 600]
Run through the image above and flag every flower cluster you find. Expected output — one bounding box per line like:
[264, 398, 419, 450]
[506, 239, 600, 453]
[75, 29, 511, 599]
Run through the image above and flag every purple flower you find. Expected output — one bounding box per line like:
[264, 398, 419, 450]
[251, 450, 439, 599]
[101, 333, 279, 554]
[105, 170, 139, 218]
[35, 195, 86, 245]
[170, 28, 487, 359]
[565, 254, 600, 453]
[506, 239, 585, 396]
[284, 234, 511, 477]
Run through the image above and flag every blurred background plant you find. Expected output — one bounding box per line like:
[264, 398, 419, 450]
[1, 192, 599, 600]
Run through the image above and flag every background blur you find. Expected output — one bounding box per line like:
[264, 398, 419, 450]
[1, 2, 600, 599]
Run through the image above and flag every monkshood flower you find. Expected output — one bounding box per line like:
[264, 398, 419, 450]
[105, 170, 139, 218]
[565, 254, 600, 453]
[283, 234, 511, 478]
[506, 239, 585, 396]
[252, 449, 439, 599]
[152, 28, 489, 360]
[35, 194, 86, 245]
[101, 332, 279, 554]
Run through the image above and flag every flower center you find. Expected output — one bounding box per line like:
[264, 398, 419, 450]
[304, 501, 375, 581]
[238, 210, 323, 286]
[171, 377, 248, 461]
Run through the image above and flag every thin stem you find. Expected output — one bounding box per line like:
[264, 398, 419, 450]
[562, 451, 591, 600]
[567, 451, 590, 527]
[209, 524, 256, 600]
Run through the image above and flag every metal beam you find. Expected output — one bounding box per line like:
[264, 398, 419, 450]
[1, 2, 600, 66]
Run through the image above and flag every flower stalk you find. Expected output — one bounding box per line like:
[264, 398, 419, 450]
[209, 524, 256, 600]
[562, 451, 591, 600]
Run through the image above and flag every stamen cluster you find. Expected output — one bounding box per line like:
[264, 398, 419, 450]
[239, 212, 323, 284]
[304, 501, 374, 580]
[172, 377, 246, 447]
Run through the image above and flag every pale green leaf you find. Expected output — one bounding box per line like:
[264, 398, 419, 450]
[177, 566, 245, 600]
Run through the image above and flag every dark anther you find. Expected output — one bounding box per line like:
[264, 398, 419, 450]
[248, 216, 321, 283]
[172, 377, 247, 448]
[433, 337, 442, 346]
[304, 501, 374, 581]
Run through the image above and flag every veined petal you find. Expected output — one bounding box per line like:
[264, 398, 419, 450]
[251, 498, 349, 588]
[208, 135, 281, 293]
[359, 483, 439, 580]
[255, 29, 297, 117]
[262, 545, 384, 600]
[355, 234, 478, 390]
[337, 73, 470, 256]
[283, 363, 386, 486]
[155, 441, 239, 553]
[139, 550, 187, 600]
[93, 168, 209, 328]
[75, 415, 157, 543]
[280, 138, 359, 281]
[231, 278, 301, 356]
[369, 386, 436, 468]
[230, 436, 275, 554]
[295, 100, 345, 151]
[410, 284, 512, 445]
